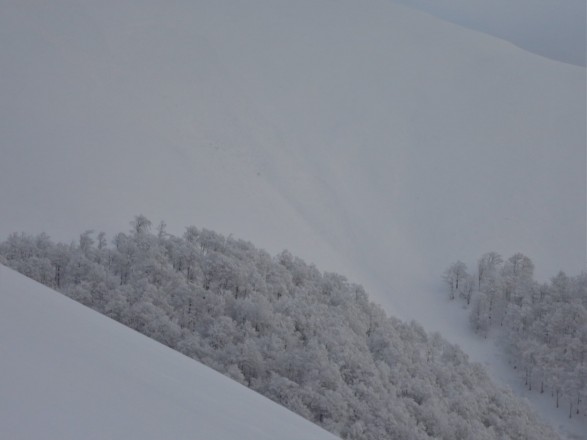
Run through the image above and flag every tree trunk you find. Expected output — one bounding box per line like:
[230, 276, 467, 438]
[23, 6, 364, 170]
[569, 401, 572, 418]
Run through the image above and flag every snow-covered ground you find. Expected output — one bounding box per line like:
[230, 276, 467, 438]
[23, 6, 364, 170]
[1, 0, 584, 437]
[1, 0, 584, 304]
[0, 264, 340, 440]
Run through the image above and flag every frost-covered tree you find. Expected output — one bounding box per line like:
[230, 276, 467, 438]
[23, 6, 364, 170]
[443, 261, 469, 300]
[445, 252, 586, 418]
[0, 222, 561, 440]
[130, 214, 152, 235]
[477, 252, 502, 290]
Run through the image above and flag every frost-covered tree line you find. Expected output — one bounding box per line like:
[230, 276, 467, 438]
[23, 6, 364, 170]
[444, 252, 587, 419]
[0, 217, 558, 439]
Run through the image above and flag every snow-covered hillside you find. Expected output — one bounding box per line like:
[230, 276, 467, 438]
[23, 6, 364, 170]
[0, 0, 583, 306]
[1, 1, 584, 436]
[0, 264, 340, 440]
[2, 0, 584, 305]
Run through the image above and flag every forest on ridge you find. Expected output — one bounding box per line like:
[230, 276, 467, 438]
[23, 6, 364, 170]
[0, 217, 559, 440]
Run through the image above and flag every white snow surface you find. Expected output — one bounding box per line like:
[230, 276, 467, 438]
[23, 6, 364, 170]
[1, 0, 584, 306]
[1, 1, 585, 437]
[0, 264, 340, 440]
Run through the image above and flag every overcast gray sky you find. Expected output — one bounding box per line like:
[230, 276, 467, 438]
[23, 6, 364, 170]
[394, 0, 586, 66]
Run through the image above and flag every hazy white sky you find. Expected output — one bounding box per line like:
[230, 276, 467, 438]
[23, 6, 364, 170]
[394, 0, 586, 66]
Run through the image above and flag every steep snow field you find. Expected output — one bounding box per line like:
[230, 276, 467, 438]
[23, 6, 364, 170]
[1, 0, 584, 306]
[1, 0, 585, 437]
[0, 264, 340, 440]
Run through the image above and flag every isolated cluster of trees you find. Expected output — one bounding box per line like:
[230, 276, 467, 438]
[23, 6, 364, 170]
[444, 252, 587, 419]
[0, 217, 557, 440]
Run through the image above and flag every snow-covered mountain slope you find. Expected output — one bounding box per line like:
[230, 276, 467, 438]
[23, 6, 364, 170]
[1, 0, 584, 309]
[0, 264, 340, 440]
[1, 1, 584, 435]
